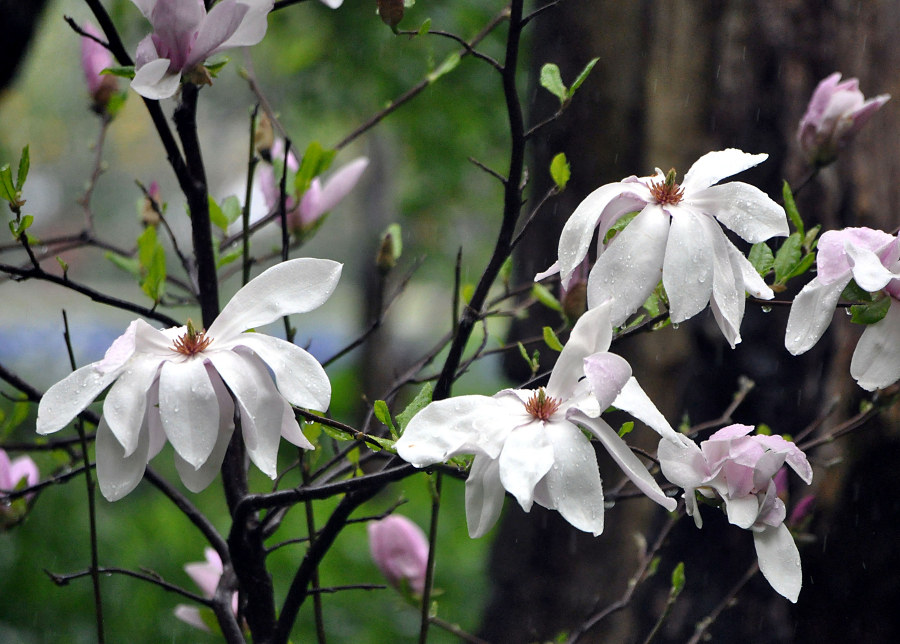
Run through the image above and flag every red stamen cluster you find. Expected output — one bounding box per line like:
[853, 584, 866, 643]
[172, 320, 213, 356]
[524, 388, 562, 422]
[648, 168, 685, 206]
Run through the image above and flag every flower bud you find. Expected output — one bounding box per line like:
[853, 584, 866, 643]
[798, 72, 890, 166]
[81, 22, 118, 112]
[140, 181, 162, 227]
[378, 0, 405, 29]
[255, 113, 275, 161]
[367, 514, 429, 595]
[1, 448, 39, 527]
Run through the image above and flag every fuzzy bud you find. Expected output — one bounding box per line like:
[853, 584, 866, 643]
[367, 514, 429, 595]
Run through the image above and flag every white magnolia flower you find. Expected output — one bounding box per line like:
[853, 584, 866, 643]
[658, 424, 812, 602]
[396, 302, 682, 538]
[785, 227, 900, 390]
[536, 149, 788, 347]
[37, 258, 341, 500]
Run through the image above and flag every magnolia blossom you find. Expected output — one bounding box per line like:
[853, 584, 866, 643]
[536, 149, 788, 347]
[785, 227, 900, 390]
[367, 514, 429, 594]
[37, 258, 341, 500]
[81, 22, 118, 109]
[174, 547, 237, 632]
[130, 0, 274, 99]
[798, 72, 891, 166]
[397, 302, 684, 538]
[0, 449, 39, 496]
[658, 424, 812, 602]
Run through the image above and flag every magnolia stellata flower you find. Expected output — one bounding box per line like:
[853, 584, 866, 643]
[81, 22, 119, 110]
[0, 449, 39, 497]
[397, 302, 683, 538]
[174, 547, 238, 631]
[130, 0, 274, 100]
[36, 258, 341, 500]
[786, 227, 900, 390]
[798, 72, 890, 166]
[536, 149, 788, 347]
[658, 424, 812, 602]
[367, 514, 429, 595]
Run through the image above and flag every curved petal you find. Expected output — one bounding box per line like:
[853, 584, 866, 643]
[465, 455, 506, 538]
[815, 228, 895, 284]
[546, 302, 615, 398]
[497, 421, 554, 512]
[706, 221, 746, 347]
[690, 182, 788, 243]
[556, 182, 649, 287]
[131, 58, 181, 100]
[158, 358, 220, 469]
[850, 301, 900, 390]
[784, 277, 847, 354]
[587, 204, 670, 326]
[7, 455, 39, 490]
[575, 411, 676, 511]
[662, 206, 714, 323]
[208, 258, 342, 339]
[225, 332, 330, 411]
[845, 242, 900, 292]
[657, 436, 707, 490]
[582, 352, 632, 410]
[681, 149, 768, 193]
[96, 416, 149, 502]
[102, 354, 162, 457]
[186, 0, 249, 68]
[731, 242, 775, 300]
[279, 399, 314, 450]
[396, 395, 521, 466]
[724, 493, 761, 529]
[613, 378, 684, 443]
[216, 0, 274, 51]
[37, 362, 124, 435]
[753, 523, 802, 602]
[300, 157, 369, 223]
[541, 422, 605, 535]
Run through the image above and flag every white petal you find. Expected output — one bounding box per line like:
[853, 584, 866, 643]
[465, 455, 506, 538]
[37, 362, 124, 435]
[319, 0, 343, 7]
[582, 352, 632, 410]
[102, 354, 161, 457]
[731, 242, 775, 300]
[130, 58, 181, 100]
[850, 301, 900, 390]
[158, 358, 220, 469]
[96, 416, 149, 502]
[690, 182, 788, 243]
[613, 378, 684, 443]
[208, 258, 342, 340]
[681, 149, 768, 193]
[216, 0, 274, 50]
[657, 436, 706, 489]
[280, 400, 314, 450]
[396, 396, 520, 466]
[753, 523, 802, 602]
[187, 1, 250, 68]
[575, 412, 676, 511]
[724, 494, 761, 529]
[556, 182, 649, 287]
[587, 205, 670, 326]
[845, 243, 899, 292]
[546, 302, 614, 398]
[541, 422, 605, 535]
[707, 221, 746, 347]
[225, 333, 330, 411]
[784, 277, 847, 355]
[497, 421, 554, 512]
[663, 207, 715, 323]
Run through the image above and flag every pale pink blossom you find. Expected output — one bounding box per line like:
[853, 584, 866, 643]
[367, 514, 429, 594]
[174, 548, 238, 632]
[0, 449, 39, 498]
[81, 22, 119, 109]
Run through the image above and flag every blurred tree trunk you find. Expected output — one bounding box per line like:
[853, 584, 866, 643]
[484, 1, 900, 642]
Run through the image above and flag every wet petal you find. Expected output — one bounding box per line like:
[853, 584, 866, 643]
[497, 421, 553, 511]
[663, 206, 714, 323]
[582, 352, 631, 410]
[850, 301, 900, 390]
[707, 220, 746, 347]
[541, 422, 605, 535]
[785, 277, 847, 355]
[690, 182, 788, 243]
[158, 358, 220, 469]
[546, 302, 615, 398]
[37, 362, 124, 435]
[613, 378, 684, 443]
[681, 149, 768, 193]
[96, 416, 149, 501]
[279, 400, 314, 450]
[102, 354, 161, 457]
[173, 370, 234, 492]
[845, 242, 900, 292]
[465, 455, 505, 538]
[753, 523, 802, 602]
[724, 494, 760, 529]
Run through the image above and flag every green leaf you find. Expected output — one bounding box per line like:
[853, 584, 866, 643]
[550, 152, 570, 190]
[670, 562, 686, 594]
[803, 224, 821, 253]
[782, 180, 804, 238]
[384, 223, 402, 259]
[320, 423, 353, 442]
[104, 251, 140, 276]
[0, 164, 16, 203]
[56, 256, 69, 275]
[748, 242, 775, 277]
[208, 196, 228, 232]
[532, 282, 563, 312]
[604, 211, 638, 242]
[205, 57, 229, 78]
[374, 400, 398, 438]
[542, 326, 564, 352]
[841, 279, 876, 303]
[783, 251, 815, 281]
[773, 232, 803, 283]
[10, 214, 33, 238]
[427, 52, 461, 83]
[294, 142, 336, 195]
[396, 382, 434, 432]
[16, 145, 29, 191]
[417, 18, 431, 36]
[461, 282, 475, 304]
[568, 57, 599, 97]
[221, 195, 242, 225]
[850, 296, 891, 325]
[101, 65, 136, 79]
[618, 421, 634, 438]
[642, 289, 661, 317]
[216, 248, 243, 269]
[137, 226, 166, 302]
[539, 63, 567, 103]
[517, 342, 538, 372]
[499, 255, 513, 285]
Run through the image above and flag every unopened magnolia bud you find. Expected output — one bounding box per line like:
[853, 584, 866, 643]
[376, 233, 397, 273]
[367, 515, 429, 595]
[562, 280, 587, 323]
[255, 113, 275, 161]
[81, 22, 118, 113]
[378, 0, 405, 29]
[140, 181, 162, 227]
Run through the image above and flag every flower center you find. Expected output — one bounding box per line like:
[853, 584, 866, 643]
[524, 388, 562, 422]
[172, 319, 213, 356]
[648, 168, 684, 205]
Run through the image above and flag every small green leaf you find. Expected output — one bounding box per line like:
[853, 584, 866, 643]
[604, 211, 638, 242]
[221, 195, 242, 225]
[755, 424, 772, 435]
[294, 142, 336, 195]
[417, 18, 431, 36]
[532, 282, 563, 312]
[205, 57, 229, 78]
[320, 423, 353, 441]
[539, 63, 567, 104]
[646, 556, 661, 578]
[783, 251, 815, 281]
[642, 290, 661, 317]
[773, 232, 803, 283]
[550, 152, 570, 190]
[782, 180, 804, 238]
[101, 65, 136, 79]
[803, 224, 821, 253]
[137, 226, 166, 301]
[568, 57, 599, 97]
[374, 400, 398, 438]
[208, 196, 229, 232]
[499, 256, 513, 285]
[104, 251, 140, 276]
[670, 562, 686, 594]
[56, 256, 69, 275]
[618, 421, 634, 438]
[0, 164, 16, 203]
[427, 52, 461, 83]
[850, 296, 890, 325]
[517, 342, 538, 372]
[216, 248, 243, 269]
[841, 280, 876, 303]
[16, 145, 29, 191]
[542, 326, 564, 352]
[748, 242, 775, 277]
[396, 382, 434, 431]
[461, 283, 475, 304]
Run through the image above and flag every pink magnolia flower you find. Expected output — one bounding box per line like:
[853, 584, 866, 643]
[367, 514, 429, 595]
[130, 0, 274, 100]
[0, 449, 39, 497]
[81, 22, 119, 109]
[798, 72, 890, 166]
[658, 424, 812, 602]
[785, 227, 900, 390]
[174, 547, 238, 632]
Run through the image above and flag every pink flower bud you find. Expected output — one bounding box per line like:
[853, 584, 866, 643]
[798, 72, 890, 166]
[174, 547, 238, 632]
[367, 514, 429, 595]
[1, 448, 39, 498]
[290, 157, 368, 233]
[81, 22, 118, 111]
[788, 494, 816, 527]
